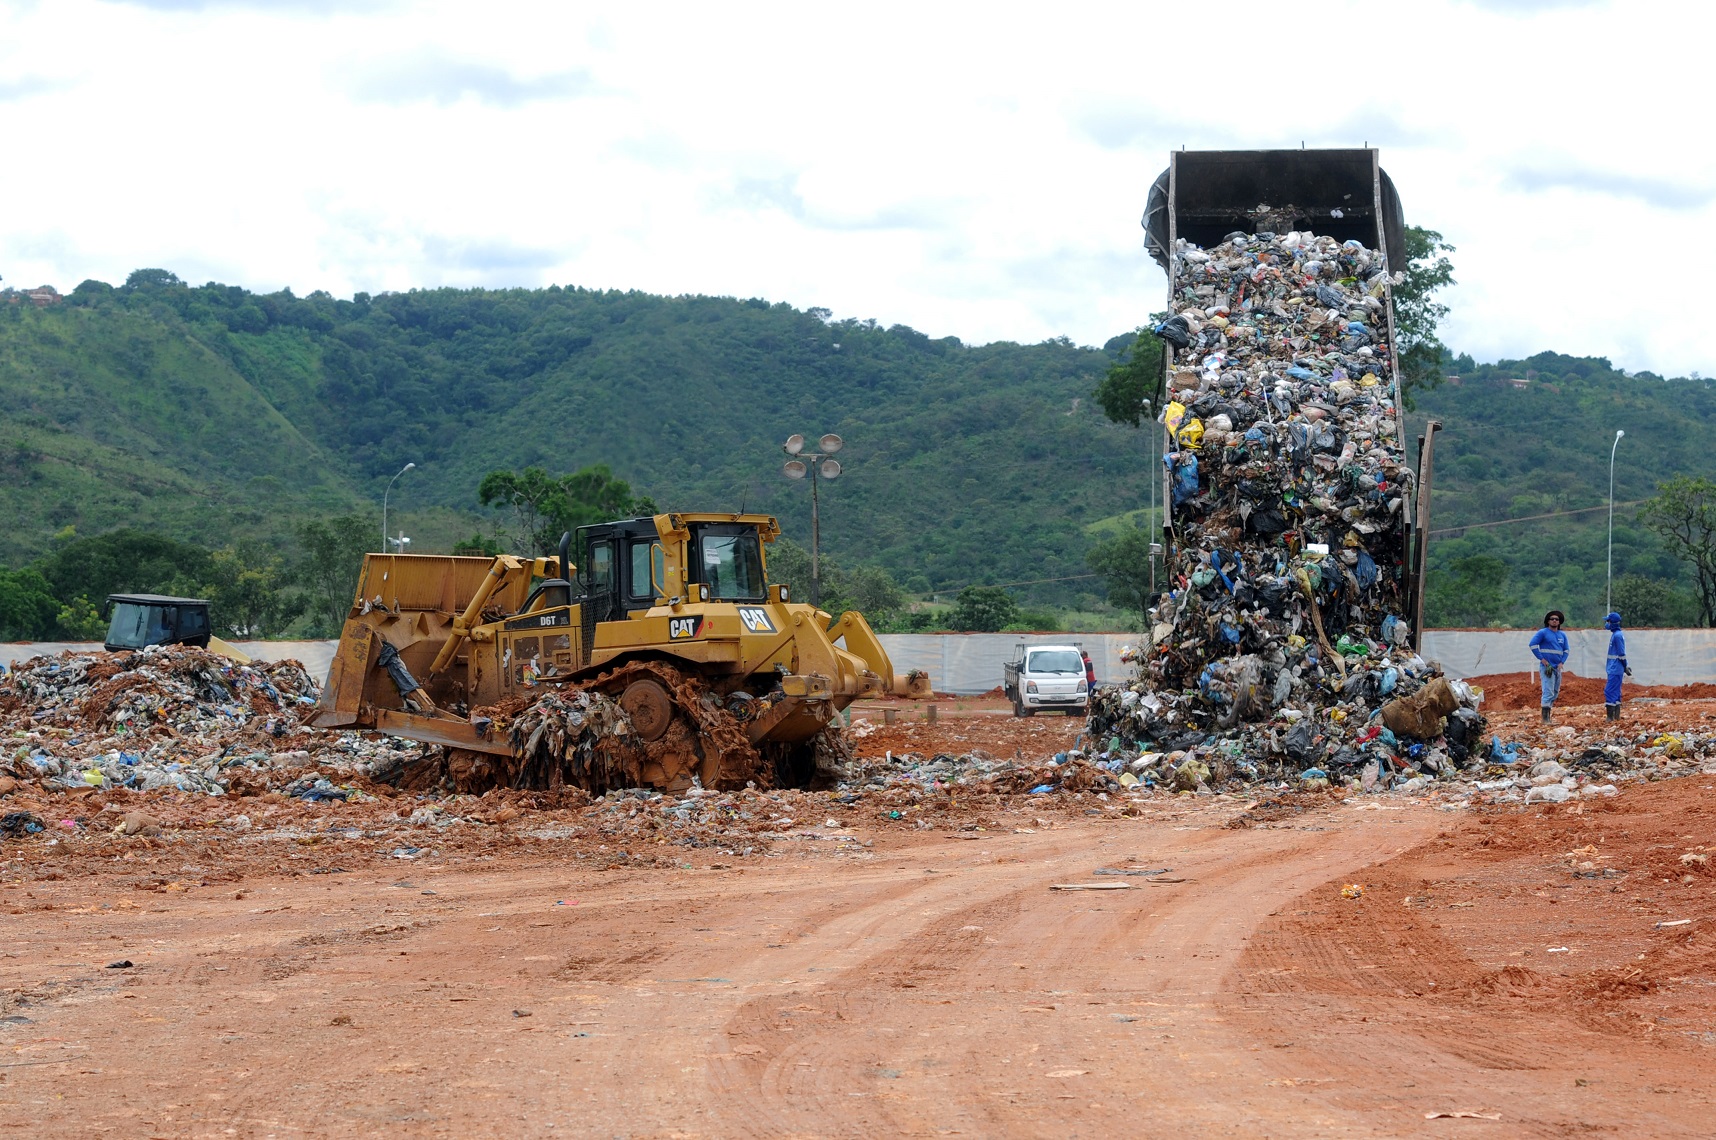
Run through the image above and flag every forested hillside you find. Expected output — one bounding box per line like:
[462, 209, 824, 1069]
[1407, 352, 1716, 629]
[0, 274, 1144, 605]
[2, 273, 1713, 637]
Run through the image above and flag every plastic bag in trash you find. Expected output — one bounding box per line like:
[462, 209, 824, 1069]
[1152, 315, 1194, 349]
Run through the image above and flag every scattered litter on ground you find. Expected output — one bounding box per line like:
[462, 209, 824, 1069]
[1050, 882, 1133, 891]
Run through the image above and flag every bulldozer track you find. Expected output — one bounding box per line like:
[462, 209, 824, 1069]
[584, 660, 763, 791]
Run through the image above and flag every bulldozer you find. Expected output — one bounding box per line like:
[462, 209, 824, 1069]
[312, 511, 931, 792]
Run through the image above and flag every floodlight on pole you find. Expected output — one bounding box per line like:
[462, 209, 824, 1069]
[383, 462, 415, 552]
[781, 433, 844, 606]
[1607, 429, 1624, 615]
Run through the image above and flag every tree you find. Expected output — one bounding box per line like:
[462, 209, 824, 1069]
[0, 566, 60, 640]
[478, 464, 654, 555]
[558, 465, 656, 530]
[1093, 329, 1164, 428]
[294, 514, 374, 635]
[34, 529, 214, 613]
[844, 564, 904, 625]
[947, 585, 1018, 632]
[56, 597, 107, 640]
[1638, 476, 1716, 626]
[452, 533, 506, 557]
[1394, 225, 1457, 401]
[1610, 573, 1697, 628]
[1085, 526, 1159, 619]
[1425, 554, 1509, 627]
[198, 546, 304, 638]
[477, 467, 563, 555]
[123, 268, 185, 291]
[766, 535, 846, 612]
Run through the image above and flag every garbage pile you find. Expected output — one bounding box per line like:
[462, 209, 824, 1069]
[841, 747, 1126, 799]
[508, 690, 640, 791]
[1091, 227, 1484, 788]
[0, 645, 393, 795]
[1459, 725, 1716, 805]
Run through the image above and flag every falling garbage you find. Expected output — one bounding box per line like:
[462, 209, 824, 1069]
[1089, 225, 1489, 790]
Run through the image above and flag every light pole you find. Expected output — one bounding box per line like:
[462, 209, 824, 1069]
[1607, 429, 1624, 614]
[1141, 398, 1159, 607]
[782, 433, 843, 607]
[383, 462, 415, 553]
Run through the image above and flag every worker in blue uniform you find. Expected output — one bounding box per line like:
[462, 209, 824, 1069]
[1527, 610, 1570, 723]
[1604, 611, 1632, 721]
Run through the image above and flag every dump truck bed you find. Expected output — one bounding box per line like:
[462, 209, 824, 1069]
[1144, 148, 1406, 275]
[1143, 147, 1431, 643]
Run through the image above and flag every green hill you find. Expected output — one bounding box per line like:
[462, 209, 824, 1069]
[1, 278, 1146, 607]
[1406, 352, 1715, 629]
[0, 301, 362, 553]
[3, 274, 1714, 634]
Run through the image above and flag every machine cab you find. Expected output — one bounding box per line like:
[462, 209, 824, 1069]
[575, 515, 772, 626]
[104, 594, 213, 651]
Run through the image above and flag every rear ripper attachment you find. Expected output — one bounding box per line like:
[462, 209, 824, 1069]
[312, 512, 930, 794]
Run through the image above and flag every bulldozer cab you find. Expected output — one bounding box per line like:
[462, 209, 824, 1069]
[104, 594, 213, 651]
[575, 516, 770, 618]
[575, 518, 661, 637]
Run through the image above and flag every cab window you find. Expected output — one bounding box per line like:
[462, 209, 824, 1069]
[628, 540, 663, 600]
[586, 541, 614, 592]
[105, 603, 153, 649]
[692, 527, 766, 602]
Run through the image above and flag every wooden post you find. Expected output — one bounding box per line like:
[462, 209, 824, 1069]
[926, 704, 938, 724]
[884, 708, 896, 726]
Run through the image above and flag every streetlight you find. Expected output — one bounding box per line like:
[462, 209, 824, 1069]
[782, 433, 843, 607]
[1607, 429, 1625, 614]
[1141, 398, 1160, 607]
[383, 462, 415, 553]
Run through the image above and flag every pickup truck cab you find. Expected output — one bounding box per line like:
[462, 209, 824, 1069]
[1003, 644, 1089, 717]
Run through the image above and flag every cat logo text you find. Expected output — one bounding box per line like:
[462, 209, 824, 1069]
[737, 607, 775, 633]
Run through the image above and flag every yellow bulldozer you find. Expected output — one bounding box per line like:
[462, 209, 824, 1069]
[312, 512, 930, 792]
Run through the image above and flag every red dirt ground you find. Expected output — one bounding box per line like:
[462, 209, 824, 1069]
[4, 697, 1715, 1135]
[1468, 671, 1716, 711]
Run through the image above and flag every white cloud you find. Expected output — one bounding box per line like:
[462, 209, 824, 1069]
[0, 0, 1710, 376]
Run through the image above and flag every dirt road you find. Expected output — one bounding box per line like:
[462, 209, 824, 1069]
[8, 777, 1713, 1138]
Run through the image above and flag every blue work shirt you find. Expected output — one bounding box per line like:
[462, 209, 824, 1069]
[1528, 626, 1569, 668]
[1607, 629, 1628, 677]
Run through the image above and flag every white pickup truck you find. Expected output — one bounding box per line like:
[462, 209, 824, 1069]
[1002, 644, 1089, 717]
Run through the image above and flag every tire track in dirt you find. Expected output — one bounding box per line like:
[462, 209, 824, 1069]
[702, 807, 1443, 1137]
[23, 799, 1711, 1137]
[1227, 820, 1716, 1137]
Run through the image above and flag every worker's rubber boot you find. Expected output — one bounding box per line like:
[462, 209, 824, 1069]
[1541, 706, 1552, 724]
[1606, 704, 1620, 721]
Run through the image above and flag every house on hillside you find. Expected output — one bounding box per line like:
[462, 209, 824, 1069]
[4, 285, 62, 307]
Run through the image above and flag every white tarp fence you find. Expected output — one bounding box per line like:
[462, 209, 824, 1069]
[4, 631, 1712, 696]
[1418, 629, 1716, 691]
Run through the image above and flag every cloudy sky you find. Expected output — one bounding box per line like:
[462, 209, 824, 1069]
[0, 0, 1705, 374]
